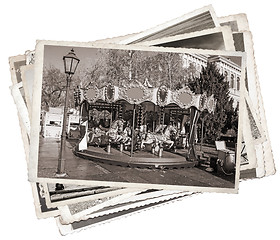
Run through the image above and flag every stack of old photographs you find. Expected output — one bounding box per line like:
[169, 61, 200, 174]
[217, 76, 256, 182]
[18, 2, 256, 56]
[9, 5, 275, 235]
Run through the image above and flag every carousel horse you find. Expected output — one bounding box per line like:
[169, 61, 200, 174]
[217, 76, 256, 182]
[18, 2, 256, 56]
[122, 127, 140, 151]
[87, 127, 106, 145]
[121, 125, 132, 145]
[162, 124, 177, 148]
[106, 119, 126, 144]
[140, 124, 177, 150]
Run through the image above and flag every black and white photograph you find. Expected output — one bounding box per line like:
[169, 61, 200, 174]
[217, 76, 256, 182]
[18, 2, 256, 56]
[29, 42, 244, 192]
[138, 26, 235, 51]
[2, 1, 280, 239]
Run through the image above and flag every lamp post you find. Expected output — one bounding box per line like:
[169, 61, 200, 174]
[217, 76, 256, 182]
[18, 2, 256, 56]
[56, 49, 80, 177]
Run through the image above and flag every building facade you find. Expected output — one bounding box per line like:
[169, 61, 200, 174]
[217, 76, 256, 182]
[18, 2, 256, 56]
[182, 53, 241, 108]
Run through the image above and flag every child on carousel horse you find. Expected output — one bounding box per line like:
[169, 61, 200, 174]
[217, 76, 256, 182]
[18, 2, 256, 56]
[140, 124, 177, 151]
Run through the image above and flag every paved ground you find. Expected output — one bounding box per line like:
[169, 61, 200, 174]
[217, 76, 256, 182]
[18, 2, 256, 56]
[38, 137, 235, 189]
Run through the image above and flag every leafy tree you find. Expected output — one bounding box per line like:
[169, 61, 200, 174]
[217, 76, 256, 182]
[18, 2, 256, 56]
[105, 49, 136, 86]
[230, 102, 239, 133]
[83, 61, 106, 88]
[150, 53, 185, 89]
[42, 66, 79, 111]
[133, 54, 160, 85]
[188, 62, 237, 143]
[174, 63, 198, 89]
[42, 66, 66, 110]
[83, 50, 188, 90]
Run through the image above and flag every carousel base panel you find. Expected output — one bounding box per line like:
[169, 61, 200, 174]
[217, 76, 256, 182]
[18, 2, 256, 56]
[74, 146, 197, 169]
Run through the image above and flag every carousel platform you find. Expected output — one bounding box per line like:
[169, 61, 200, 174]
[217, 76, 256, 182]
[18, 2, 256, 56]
[74, 146, 196, 169]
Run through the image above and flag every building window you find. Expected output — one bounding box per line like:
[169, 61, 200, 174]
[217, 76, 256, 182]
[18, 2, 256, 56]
[231, 74, 235, 89]
[224, 71, 228, 82]
[237, 77, 240, 90]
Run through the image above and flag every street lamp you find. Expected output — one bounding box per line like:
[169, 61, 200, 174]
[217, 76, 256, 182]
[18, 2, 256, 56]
[56, 49, 80, 178]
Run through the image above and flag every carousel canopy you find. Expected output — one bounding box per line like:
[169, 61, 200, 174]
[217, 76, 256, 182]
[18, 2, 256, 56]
[82, 82, 216, 113]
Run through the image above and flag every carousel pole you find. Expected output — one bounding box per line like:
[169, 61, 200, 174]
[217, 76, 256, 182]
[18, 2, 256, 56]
[118, 104, 123, 119]
[187, 107, 199, 162]
[137, 105, 143, 129]
[153, 104, 156, 132]
[110, 103, 113, 127]
[176, 109, 178, 129]
[160, 106, 165, 125]
[200, 117, 205, 152]
[130, 103, 136, 157]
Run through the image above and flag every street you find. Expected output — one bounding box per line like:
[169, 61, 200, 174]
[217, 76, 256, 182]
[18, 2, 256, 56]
[38, 137, 235, 188]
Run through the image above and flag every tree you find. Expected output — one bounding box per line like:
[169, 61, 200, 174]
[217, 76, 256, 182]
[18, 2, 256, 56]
[42, 66, 67, 110]
[83, 50, 187, 90]
[133, 54, 160, 85]
[83, 62, 105, 88]
[174, 63, 198, 89]
[222, 99, 238, 134]
[151, 53, 185, 89]
[188, 62, 236, 143]
[82, 49, 117, 88]
[105, 49, 135, 86]
[42, 66, 80, 111]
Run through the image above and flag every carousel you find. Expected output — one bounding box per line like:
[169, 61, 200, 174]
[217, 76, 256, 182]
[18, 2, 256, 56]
[72, 80, 216, 168]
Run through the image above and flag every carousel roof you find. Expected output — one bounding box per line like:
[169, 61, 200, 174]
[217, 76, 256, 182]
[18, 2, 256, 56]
[81, 81, 216, 113]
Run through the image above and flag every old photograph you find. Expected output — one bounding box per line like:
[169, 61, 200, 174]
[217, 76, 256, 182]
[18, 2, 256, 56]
[28, 41, 244, 192]
[119, 5, 219, 44]
[3, 1, 279, 239]
[138, 26, 235, 51]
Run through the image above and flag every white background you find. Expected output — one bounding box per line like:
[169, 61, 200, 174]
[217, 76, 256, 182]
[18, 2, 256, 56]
[1, 0, 279, 239]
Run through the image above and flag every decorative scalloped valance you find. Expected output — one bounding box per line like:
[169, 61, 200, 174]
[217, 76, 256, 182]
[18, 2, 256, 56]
[83, 82, 215, 113]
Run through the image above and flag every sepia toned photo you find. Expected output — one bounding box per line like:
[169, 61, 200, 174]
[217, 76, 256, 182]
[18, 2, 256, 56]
[118, 5, 219, 44]
[4, 2, 279, 238]
[28, 41, 245, 192]
[138, 26, 235, 51]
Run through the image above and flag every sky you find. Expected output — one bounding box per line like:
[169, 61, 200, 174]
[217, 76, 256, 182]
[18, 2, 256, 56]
[43, 45, 101, 76]
[43, 44, 242, 81]
[43, 45, 161, 79]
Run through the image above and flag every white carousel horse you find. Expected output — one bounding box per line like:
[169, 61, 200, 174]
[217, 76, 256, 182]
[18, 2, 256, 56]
[121, 125, 132, 144]
[106, 119, 126, 143]
[140, 124, 177, 149]
[161, 125, 177, 148]
[87, 127, 106, 144]
[88, 119, 134, 146]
